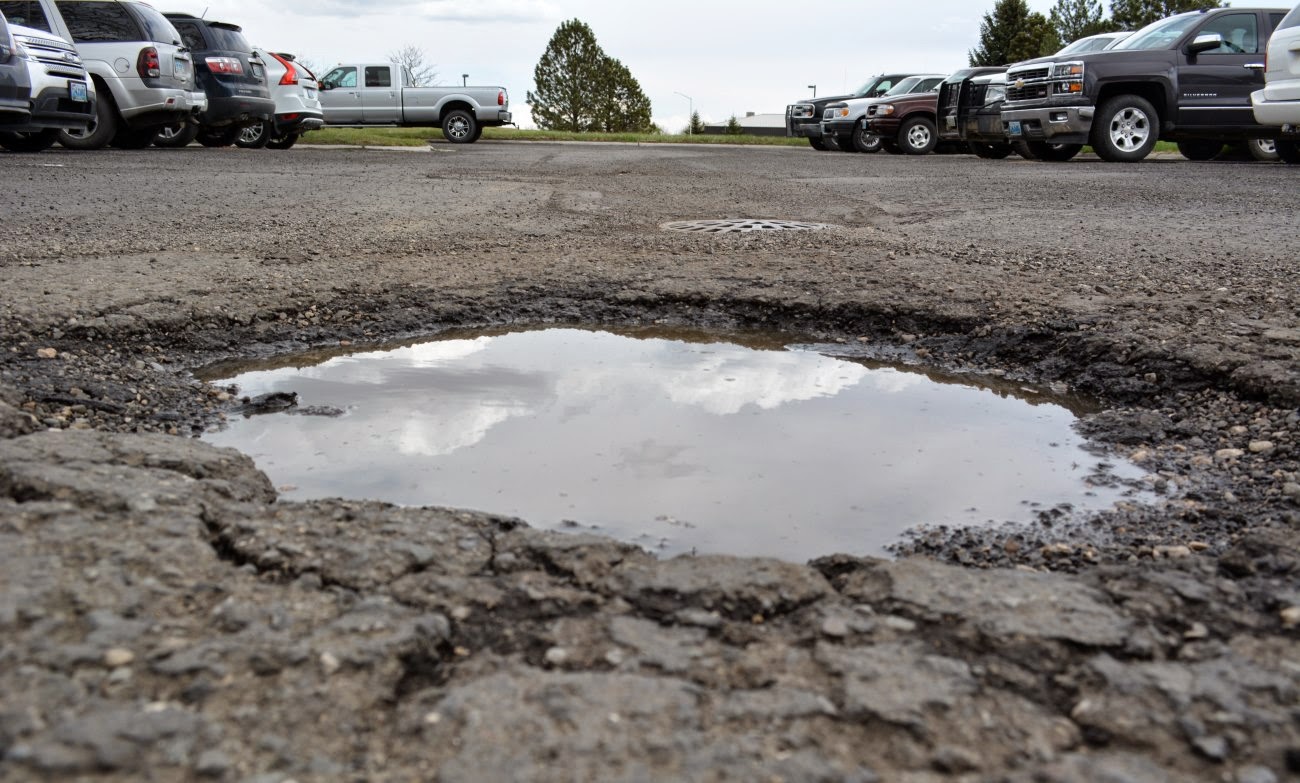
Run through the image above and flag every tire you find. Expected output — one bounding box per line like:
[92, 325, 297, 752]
[235, 120, 272, 149]
[969, 141, 1012, 159]
[58, 86, 117, 150]
[266, 133, 299, 150]
[441, 109, 477, 143]
[1176, 139, 1223, 161]
[154, 121, 198, 148]
[880, 139, 903, 155]
[1276, 139, 1300, 164]
[1024, 141, 1083, 162]
[808, 136, 830, 151]
[110, 126, 158, 149]
[1090, 94, 1158, 162]
[898, 116, 938, 155]
[852, 121, 882, 153]
[1247, 138, 1278, 162]
[469, 124, 484, 143]
[197, 126, 240, 148]
[0, 129, 60, 152]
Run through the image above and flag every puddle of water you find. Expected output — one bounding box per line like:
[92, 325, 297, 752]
[201, 327, 1148, 562]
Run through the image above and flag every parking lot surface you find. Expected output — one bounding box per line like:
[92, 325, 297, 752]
[1, 143, 1297, 781]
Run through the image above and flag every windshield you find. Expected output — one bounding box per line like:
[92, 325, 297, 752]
[1057, 34, 1121, 55]
[851, 76, 880, 95]
[883, 76, 925, 96]
[133, 4, 182, 46]
[1110, 13, 1201, 51]
[206, 22, 251, 52]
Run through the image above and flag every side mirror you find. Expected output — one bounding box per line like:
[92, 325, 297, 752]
[1186, 33, 1222, 55]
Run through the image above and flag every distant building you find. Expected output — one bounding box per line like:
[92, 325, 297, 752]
[701, 111, 785, 137]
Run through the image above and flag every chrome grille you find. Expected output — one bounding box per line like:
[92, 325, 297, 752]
[14, 33, 87, 79]
[1009, 67, 1050, 81]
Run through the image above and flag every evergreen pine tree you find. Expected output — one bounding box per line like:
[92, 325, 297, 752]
[1109, 0, 1220, 30]
[1010, 13, 1063, 61]
[527, 19, 605, 132]
[1048, 0, 1115, 43]
[970, 0, 1032, 65]
[687, 111, 705, 135]
[726, 115, 743, 135]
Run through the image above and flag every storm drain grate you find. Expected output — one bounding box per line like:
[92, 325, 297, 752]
[661, 218, 836, 234]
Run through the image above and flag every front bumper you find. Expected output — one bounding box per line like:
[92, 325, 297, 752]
[786, 117, 820, 138]
[22, 82, 95, 131]
[1001, 104, 1093, 145]
[1250, 89, 1300, 130]
[820, 119, 856, 138]
[866, 117, 901, 137]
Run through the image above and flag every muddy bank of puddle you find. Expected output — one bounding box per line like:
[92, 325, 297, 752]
[201, 327, 1149, 561]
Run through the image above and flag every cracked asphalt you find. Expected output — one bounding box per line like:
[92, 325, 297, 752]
[0, 142, 1298, 782]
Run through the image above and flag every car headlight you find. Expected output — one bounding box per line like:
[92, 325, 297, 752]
[983, 85, 1005, 105]
[1052, 62, 1084, 78]
[877, 104, 895, 116]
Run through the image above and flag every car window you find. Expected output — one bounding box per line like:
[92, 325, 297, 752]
[364, 65, 390, 87]
[1281, 5, 1300, 30]
[1195, 12, 1260, 54]
[0, 1, 51, 31]
[129, 3, 180, 45]
[322, 66, 356, 89]
[883, 76, 925, 96]
[206, 22, 250, 52]
[55, 1, 141, 42]
[1111, 12, 1202, 51]
[917, 77, 943, 92]
[172, 19, 204, 51]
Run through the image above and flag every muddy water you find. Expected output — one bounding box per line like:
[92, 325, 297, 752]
[202, 328, 1148, 561]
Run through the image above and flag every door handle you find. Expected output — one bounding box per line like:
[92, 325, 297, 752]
[1243, 63, 1265, 70]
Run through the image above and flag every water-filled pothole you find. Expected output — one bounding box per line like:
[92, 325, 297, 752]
[200, 327, 1148, 562]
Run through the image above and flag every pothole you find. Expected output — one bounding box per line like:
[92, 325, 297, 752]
[200, 327, 1150, 562]
[661, 218, 835, 233]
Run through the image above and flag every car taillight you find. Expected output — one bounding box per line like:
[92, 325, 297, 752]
[270, 51, 298, 85]
[137, 47, 160, 78]
[498, 90, 506, 106]
[206, 56, 244, 75]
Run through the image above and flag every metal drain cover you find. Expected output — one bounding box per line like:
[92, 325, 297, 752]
[662, 218, 835, 234]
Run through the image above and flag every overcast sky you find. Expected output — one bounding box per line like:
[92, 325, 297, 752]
[165, 0, 1058, 132]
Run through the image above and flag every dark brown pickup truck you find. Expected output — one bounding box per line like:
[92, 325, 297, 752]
[864, 88, 943, 154]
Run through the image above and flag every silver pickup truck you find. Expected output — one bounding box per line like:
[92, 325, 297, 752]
[318, 62, 510, 143]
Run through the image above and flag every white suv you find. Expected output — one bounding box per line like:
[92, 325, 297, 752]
[235, 48, 323, 149]
[1252, 1, 1300, 162]
[0, 0, 204, 149]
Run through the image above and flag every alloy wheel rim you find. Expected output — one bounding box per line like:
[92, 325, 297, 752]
[908, 125, 930, 149]
[239, 123, 264, 144]
[449, 118, 470, 140]
[1109, 107, 1150, 151]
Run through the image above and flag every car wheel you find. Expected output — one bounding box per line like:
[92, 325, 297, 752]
[1176, 140, 1223, 161]
[0, 129, 61, 152]
[807, 136, 830, 151]
[969, 141, 1012, 159]
[1247, 138, 1278, 162]
[111, 126, 159, 149]
[441, 109, 478, 143]
[197, 126, 240, 148]
[266, 133, 299, 150]
[852, 122, 881, 153]
[880, 139, 903, 155]
[58, 86, 117, 150]
[899, 116, 938, 155]
[236, 120, 272, 149]
[1090, 94, 1158, 162]
[1024, 141, 1082, 162]
[1276, 139, 1300, 164]
[153, 121, 199, 148]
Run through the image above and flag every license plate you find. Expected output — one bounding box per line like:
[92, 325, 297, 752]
[1008, 120, 1022, 136]
[69, 80, 88, 102]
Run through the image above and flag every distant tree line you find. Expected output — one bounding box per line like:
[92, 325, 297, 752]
[969, 0, 1221, 66]
[527, 19, 654, 133]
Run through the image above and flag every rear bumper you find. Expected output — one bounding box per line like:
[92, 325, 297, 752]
[1250, 90, 1300, 129]
[275, 111, 324, 134]
[119, 87, 202, 128]
[1001, 105, 1093, 145]
[479, 109, 511, 127]
[199, 94, 275, 127]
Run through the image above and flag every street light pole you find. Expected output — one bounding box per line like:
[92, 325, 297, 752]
[462, 74, 468, 87]
[808, 84, 816, 98]
[674, 91, 693, 134]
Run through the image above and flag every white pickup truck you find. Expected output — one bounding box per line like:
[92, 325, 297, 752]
[317, 63, 510, 143]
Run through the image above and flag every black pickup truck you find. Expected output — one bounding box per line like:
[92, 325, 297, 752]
[1000, 7, 1290, 162]
[785, 73, 914, 151]
[936, 67, 1014, 158]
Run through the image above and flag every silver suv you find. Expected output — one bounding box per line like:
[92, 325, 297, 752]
[0, 21, 95, 151]
[0, 0, 203, 149]
[0, 9, 32, 128]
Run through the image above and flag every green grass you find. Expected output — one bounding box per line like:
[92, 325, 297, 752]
[300, 126, 1185, 154]
[301, 127, 807, 147]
